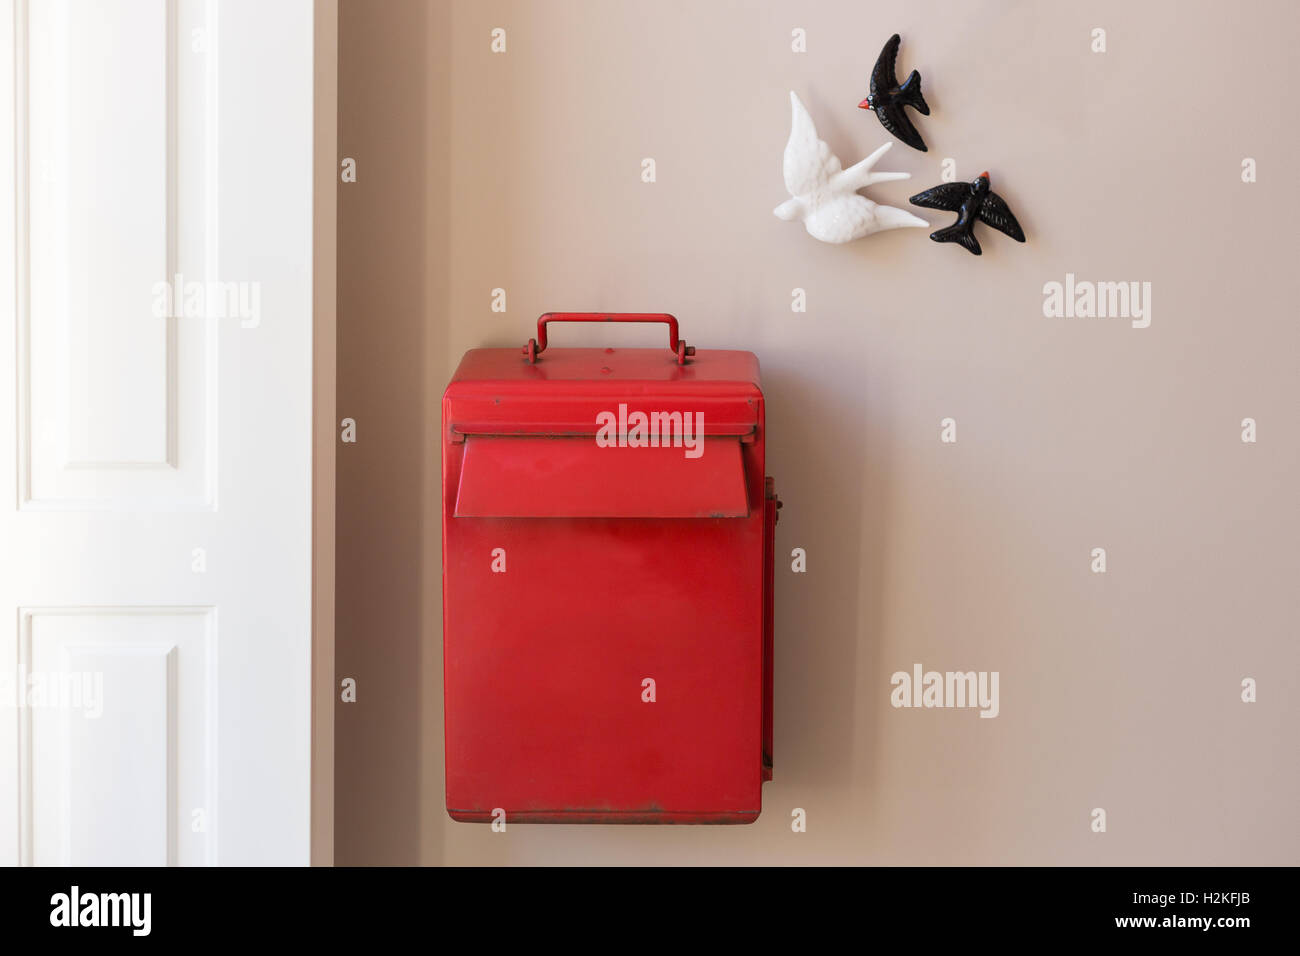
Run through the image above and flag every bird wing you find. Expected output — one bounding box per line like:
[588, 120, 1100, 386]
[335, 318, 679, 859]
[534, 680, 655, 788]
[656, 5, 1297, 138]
[875, 103, 927, 151]
[871, 33, 901, 97]
[783, 91, 840, 197]
[908, 182, 967, 211]
[978, 191, 1026, 241]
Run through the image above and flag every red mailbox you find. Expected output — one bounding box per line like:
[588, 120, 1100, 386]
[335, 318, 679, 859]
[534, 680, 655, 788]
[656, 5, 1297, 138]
[442, 313, 779, 823]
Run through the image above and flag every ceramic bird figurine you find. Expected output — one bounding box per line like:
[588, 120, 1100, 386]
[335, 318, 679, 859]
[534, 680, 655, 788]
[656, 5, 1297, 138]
[774, 91, 928, 245]
[860, 33, 929, 152]
[909, 172, 1026, 255]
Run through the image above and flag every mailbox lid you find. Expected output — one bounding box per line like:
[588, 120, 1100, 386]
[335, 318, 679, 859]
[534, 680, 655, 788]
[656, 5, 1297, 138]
[448, 346, 761, 387]
[444, 347, 765, 438]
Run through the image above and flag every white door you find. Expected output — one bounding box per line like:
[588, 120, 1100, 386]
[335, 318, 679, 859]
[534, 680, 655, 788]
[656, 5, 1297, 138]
[0, 0, 318, 865]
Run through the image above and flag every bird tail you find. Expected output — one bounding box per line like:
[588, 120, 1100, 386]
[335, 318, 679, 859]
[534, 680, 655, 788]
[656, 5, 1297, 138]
[899, 70, 929, 115]
[930, 223, 981, 255]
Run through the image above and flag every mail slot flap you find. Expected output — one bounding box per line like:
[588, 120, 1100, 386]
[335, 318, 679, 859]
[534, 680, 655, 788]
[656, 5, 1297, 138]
[455, 436, 749, 518]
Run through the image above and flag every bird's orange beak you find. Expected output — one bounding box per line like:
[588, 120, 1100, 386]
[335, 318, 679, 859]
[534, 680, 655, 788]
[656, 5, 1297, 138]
[858, 97, 872, 110]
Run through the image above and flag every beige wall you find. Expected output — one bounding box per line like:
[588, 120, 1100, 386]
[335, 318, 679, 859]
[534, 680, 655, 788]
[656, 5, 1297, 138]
[336, 0, 1300, 865]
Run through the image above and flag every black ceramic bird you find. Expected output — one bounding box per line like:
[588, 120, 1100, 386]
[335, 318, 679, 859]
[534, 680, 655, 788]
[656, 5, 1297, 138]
[909, 172, 1025, 255]
[859, 33, 929, 151]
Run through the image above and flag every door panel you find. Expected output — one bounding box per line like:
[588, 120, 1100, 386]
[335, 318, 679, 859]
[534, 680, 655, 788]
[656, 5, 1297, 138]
[24, 607, 214, 866]
[22, 0, 214, 508]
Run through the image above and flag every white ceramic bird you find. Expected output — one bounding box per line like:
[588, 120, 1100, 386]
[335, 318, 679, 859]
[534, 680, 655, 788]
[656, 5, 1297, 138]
[774, 91, 928, 244]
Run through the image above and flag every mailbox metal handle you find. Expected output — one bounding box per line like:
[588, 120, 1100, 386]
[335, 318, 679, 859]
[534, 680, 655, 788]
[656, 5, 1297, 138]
[524, 312, 696, 365]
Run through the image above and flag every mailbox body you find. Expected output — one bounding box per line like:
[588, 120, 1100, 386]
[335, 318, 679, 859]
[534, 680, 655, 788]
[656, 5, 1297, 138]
[442, 344, 776, 823]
